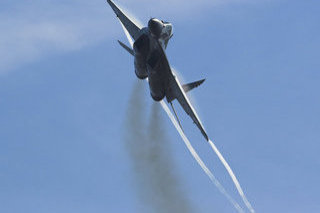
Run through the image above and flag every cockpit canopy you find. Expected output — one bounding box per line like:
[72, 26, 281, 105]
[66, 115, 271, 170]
[148, 18, 164, 38]
[148, 18, 173, 40]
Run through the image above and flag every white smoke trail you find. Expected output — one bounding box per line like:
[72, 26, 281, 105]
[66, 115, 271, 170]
[159, 100, 245, 213]
[208, 140, 255, 213]
[166, 70, 255, 213]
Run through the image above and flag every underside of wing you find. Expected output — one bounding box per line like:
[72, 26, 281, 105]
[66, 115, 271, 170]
[168, 75, 209, 141]
[107, 0, 142, 41]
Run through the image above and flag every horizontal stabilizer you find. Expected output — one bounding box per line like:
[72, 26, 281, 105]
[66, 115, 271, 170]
[182, 79, 205, 93]
[167, 79, 205, 103]
[118, 40, 134, 56]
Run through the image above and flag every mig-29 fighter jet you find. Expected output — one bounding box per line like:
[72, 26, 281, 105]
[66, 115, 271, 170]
[107, 0, 209, 141]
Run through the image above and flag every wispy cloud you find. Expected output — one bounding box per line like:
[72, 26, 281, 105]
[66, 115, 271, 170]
[0, 1, 111, 73]
[0, 0, 254, 73]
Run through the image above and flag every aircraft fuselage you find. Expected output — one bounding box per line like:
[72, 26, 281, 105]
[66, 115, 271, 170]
[133, 18, 173, 101]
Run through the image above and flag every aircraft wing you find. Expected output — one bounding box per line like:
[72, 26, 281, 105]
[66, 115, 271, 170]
[168, 74, 209, 141]
[107, 0, 142, 41]
[153, 42, 209, 141]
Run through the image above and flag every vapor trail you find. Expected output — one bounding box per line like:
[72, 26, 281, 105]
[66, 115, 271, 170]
[208, 140, 255, 213]
[160, 75, 255, 213]
[159, 100, 245, 213]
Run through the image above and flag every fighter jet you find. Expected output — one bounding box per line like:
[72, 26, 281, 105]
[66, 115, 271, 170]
[107, 0, 209, 141]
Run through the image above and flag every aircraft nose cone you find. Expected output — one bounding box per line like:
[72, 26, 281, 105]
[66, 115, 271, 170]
[148, 18, 163, 37]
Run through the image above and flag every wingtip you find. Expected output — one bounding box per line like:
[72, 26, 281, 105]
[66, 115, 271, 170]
[202, 130, 209, 141]
[198, 124, 209, 141]
[106, 0, 116, 10]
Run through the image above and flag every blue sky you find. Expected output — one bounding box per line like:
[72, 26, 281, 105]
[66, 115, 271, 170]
[1, 0, 320, 212]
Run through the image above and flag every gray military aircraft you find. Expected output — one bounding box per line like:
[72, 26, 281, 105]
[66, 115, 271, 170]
[107, 0, 209, 141]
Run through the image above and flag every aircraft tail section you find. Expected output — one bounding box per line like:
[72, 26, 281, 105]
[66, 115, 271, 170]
[118, 40, 134, 56]
[182, 79, 205, 93]
[167, 79, 205, 102]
